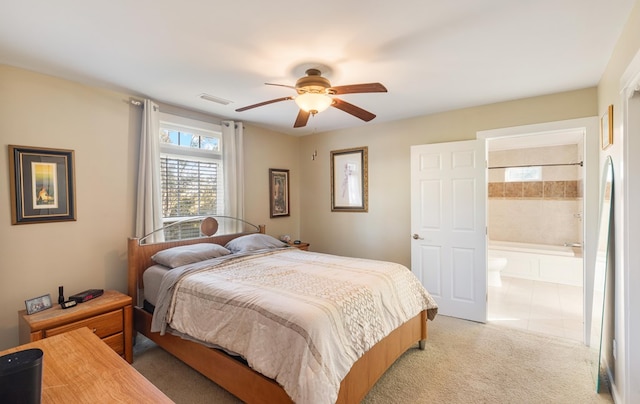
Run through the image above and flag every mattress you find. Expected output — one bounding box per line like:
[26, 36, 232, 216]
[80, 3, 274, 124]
[142, 264, 170, 307]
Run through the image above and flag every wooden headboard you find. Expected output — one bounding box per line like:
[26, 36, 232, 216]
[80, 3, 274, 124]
[127, 224, 265, 307]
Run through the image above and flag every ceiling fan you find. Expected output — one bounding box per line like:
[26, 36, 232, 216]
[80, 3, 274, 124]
[235, 68, 387, 128]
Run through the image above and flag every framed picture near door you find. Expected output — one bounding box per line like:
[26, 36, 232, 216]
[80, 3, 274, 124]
[601, 104, 613, 150]
[330, 146, 368, 212]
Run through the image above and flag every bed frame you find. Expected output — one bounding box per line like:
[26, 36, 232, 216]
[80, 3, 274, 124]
[127, 223, 428, 404]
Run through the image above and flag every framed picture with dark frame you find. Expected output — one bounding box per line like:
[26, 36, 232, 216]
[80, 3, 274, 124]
[25, 294, 53, 315]
[269, 168, 290, 218]
[9, 145, 77, 225]
[331, 146, 368, 212]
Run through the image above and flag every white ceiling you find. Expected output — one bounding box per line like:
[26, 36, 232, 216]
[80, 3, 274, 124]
[0, 1, 635, 135]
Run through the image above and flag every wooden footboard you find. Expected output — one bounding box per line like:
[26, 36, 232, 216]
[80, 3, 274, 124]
[134, 307, 427, 404]
[135, 307, 291, 403]
[336, 309, 427, 403]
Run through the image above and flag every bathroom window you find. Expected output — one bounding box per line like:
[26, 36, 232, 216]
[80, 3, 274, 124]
[505, 166, 542, 182]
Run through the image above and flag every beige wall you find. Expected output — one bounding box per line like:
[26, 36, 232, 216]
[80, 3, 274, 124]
[596, 1, 640, 402]
[243, 125, 301, 239]
[0, 65, 300, 349]
[0, 65, 137, 349]
[299, 88, 597, 267]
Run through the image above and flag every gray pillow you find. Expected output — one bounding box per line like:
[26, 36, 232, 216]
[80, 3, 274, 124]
[151, 243, 231, 268]
[225, 234, 287, 254]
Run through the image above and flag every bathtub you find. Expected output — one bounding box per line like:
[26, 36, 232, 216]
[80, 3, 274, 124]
[488, 240, 583, 287]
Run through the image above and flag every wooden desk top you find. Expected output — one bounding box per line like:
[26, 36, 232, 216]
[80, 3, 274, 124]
[0, 327, 172, 403]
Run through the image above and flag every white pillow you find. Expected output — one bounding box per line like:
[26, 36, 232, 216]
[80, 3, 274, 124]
[225, 234, 287, 254]
[151, 243, 231, 268]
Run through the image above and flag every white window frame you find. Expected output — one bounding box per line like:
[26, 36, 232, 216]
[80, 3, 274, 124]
[504, 166, 542, 182]
[159, 113, 224, 224]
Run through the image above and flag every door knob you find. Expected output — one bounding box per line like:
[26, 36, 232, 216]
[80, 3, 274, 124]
[412, 234, 424, 240]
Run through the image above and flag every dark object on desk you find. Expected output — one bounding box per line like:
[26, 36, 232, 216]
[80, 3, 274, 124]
[0, 348, 43, 404]
[69, 289, 104, 303]
[60, 300, 77, 309]
[58, 286, 64, 304]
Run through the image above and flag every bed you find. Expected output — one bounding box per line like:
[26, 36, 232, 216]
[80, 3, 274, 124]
[127, 217, 437, 404]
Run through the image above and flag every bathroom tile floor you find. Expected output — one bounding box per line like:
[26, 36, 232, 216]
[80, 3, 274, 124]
[488, 276, 584, 343]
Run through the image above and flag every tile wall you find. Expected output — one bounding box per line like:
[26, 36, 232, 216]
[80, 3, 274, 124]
[488, 144, 583, 246]
[488, 180, 581, 199]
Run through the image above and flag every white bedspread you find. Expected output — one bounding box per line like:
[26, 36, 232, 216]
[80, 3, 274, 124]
[151, 248, 437, 404]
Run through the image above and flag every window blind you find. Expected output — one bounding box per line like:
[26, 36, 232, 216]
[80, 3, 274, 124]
[160, 156, 221, 240]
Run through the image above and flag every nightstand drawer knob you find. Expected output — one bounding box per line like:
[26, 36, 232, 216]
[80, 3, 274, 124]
[92, 328, 97, 333]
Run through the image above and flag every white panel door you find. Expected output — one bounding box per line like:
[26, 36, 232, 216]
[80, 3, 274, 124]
[410, 140, 487, 322]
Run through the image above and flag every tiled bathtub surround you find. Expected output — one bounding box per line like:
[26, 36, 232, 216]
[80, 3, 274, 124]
[487, 143, 583, 247]
[489, 180, 582, 199]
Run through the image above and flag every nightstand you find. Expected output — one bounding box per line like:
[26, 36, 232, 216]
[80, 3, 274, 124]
[18, 289, 133, 363]
[287, 241, 310, 251]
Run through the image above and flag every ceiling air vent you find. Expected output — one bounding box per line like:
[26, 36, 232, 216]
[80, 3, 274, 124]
[199, 93, 232, 105]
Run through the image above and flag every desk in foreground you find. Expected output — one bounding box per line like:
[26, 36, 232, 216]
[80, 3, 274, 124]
[0, 327, 171, 403]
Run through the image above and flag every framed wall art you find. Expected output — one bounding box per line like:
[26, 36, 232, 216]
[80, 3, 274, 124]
[269, 168, 290, 218]
[25, 294, 52, 315]
[331, 146, 368, 212]
[601, 104, 613, 150]
[9, 145, 77, 225]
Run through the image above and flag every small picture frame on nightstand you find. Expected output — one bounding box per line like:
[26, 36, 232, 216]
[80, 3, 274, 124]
[25, 294, 52, 315]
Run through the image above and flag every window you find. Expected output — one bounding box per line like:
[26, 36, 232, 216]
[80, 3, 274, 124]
[159, 113, 223, 240]
[505, 166, 542, 182]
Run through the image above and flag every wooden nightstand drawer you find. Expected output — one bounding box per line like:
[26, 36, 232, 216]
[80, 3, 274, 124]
[103, 332, 124, 355]
[45, 309, 123, 339]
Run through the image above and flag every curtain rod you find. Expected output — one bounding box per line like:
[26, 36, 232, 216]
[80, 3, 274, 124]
[130, 98, 159, 111]
[488, 161, 583, 169]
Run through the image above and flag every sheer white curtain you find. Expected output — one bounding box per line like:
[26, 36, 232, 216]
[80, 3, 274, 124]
[135, 99, 164, 242]
[222, 120, 244, 220]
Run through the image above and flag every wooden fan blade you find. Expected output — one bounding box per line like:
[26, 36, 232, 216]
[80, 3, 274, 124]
[265, 83, 297, 90]
[330, 83, 387, 95]
[331, 98, 376, 122]
[235, 96, 293, 112]
[294, 109, 310, 128]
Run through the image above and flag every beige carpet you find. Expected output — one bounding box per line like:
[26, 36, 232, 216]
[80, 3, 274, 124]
[132, 316, 613, 404]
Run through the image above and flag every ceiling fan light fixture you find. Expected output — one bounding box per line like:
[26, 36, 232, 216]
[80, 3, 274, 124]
[295, 92, 333, 114]
[235, 67, 385, 128]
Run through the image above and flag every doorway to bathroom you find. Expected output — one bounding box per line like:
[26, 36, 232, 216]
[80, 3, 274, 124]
[478, 117, 599, 344]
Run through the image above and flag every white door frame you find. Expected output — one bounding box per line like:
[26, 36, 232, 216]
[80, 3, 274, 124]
[620, 47, 640, 404]
[477, 116, 599, 344]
